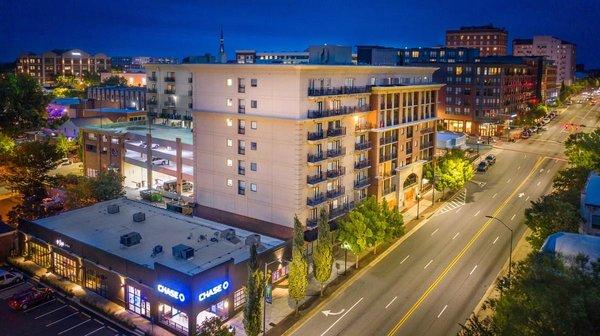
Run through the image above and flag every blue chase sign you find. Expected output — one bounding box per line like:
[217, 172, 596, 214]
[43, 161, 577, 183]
[157, 284, 186, 303]
[198, 280, 230, 302]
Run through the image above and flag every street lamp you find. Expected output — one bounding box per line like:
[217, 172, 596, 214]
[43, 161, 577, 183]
[416, 193, 422, 219]
[485, 215, 513, 280]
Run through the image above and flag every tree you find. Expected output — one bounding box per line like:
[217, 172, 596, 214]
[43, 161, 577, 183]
[0, 132, 15, 158]
[292, 214, 305, 253]
[88, 170, 125, 201]
[358, 196, 387, 254]
[382, 198, 404, 239]
[552, 166, 590, 207]
[243, 243, 264, 336]
[564, 128, 600, 171]
[196, 316, 235, 336]
[102, 75, 127, 86]
[524, 193, 581, 250]
[55, 134, 76, 158]
[433, 150, 474, 193]
[288, 248, 308, 313]
[514, 103, 547, 127]
[0, 73, 48, 136]
[338, 210, 372, 268]
[313, 209, 333, 295]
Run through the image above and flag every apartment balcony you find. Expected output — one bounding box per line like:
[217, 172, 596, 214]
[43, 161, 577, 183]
[383, 184, 397, 196]
[147, 88, 157, 93]
[379, 152, 398, 162]
[238, 86, 245, 93]
[326, 166, 346, 179]
[326, 147, 346, 159]
[238, 167, 246, 175]
[306, 218, 318, 228]
[326, 127, 346, 138]
[148, 76, 157, 81]
[238, 127, 245, 135]
[307, 193, 327, 207]
[329, 202, 355, 220]
[164, 76, 175, 82]
[307, 105, 369, 119]
[307, 152, 326, 163]
[354, 178, 371, 190]
[307, 131, 324, 141]
[355, 141, 371, 151]
[238, 106, 246, 114]
[379, 136, 398, 145]
[307, 173, 325, 185]
[308, 86, 370, 97]
[355, 122, 373, 132]
[421, 141, 434, 149]
[164, 89, 176, 94]
[163, 102, 176, 108]
[326, 186, 345, 199]
[238, 148, 246, 155]
[354, 160, 371, 170]
[147, 100, 158, 106]
[420, 127, 435, 134]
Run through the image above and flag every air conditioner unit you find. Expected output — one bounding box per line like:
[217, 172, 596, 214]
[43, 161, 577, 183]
[107, 204, 120, 214]
[172, 244, 194, 260]
[245, 234, 261, 247]
[133, 212, 145, 222]
[120, 232, 142, 247]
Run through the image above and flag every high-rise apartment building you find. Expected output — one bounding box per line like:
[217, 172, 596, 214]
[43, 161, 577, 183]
[513, 36, 576, 85]
[144, 64, 194, 128]
[189, 64, 441, 238]
[15, 49, 110, 86]
[446, 25, 508, 56]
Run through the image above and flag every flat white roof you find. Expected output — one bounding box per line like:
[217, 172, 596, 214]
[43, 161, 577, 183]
[85, 123, 194, 145]
[32, 198, 285, 276]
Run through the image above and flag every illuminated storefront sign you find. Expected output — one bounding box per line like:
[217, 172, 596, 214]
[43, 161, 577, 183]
[157, 284, 186, 302]
[55, 239, 70, 248]
[198, 280, 229, 302]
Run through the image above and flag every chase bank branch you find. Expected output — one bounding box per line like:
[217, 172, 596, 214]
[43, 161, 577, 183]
[18, 198, 289, 335]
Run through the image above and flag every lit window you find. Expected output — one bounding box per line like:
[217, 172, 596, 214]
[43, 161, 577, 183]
[227, 139, 233, 147]
[250, 183, 257, 192]
[226, 179, 233, 187]
[227, 159, 233, 166]
[251, 121, 257, 129]
[226, 118, 233, 126]
[227, 78, 233, 86]
[227, 99, 233, 107]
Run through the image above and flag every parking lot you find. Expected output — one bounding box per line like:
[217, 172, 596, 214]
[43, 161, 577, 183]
[0, 276, 132, 336]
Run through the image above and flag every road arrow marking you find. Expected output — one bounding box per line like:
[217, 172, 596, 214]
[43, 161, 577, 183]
[321, 297, 363, 336]
[518, 193, 525, 198]
[322, 309, 345, 317]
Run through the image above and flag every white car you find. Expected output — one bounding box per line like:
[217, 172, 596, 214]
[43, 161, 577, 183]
[0, 270, 24, 287]
[152, 158, 168, 166]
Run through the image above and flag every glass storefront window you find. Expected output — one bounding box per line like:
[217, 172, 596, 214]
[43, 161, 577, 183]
[234, 288, 246, 309]
[272, 264, 289, 283]
[29, 241, 51, 268]
[85, 268, 108, 298]
[53, 252, 77, 283]
[159, 303, 188, 334]
[127, 285, 150, 318]
[209, 299, 229, 319]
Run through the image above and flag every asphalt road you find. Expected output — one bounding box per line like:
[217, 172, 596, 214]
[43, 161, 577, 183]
[288, 97, 600, 336]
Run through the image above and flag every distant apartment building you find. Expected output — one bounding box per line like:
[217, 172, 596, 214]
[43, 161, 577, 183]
[100, 71, 147, 87]
[16, 49, 110, 86]
[445, 25, 508, 56]
[356, 46, 400, 66]
[87, 85, 147, 110]
[523, 57, 558, 102]
[235, 50, 309, 64]
[512, 36, 576, 85]
[400, 47, 480, 64]
[111, 56, 179, 71]
[189, 64, 441, 238]
[144, 64, 194, 128]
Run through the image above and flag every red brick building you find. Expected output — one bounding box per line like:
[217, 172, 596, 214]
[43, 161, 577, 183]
[446, 25, 508, 56]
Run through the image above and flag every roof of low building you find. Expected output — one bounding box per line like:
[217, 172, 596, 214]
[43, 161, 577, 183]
[583, 172, 600, 206]
[84, 123, 193, 145]
[541, 232, 600, 262]
[31, 198, 285, 276]
[50, 98, 81, 106]
[65, 117, 113, 128]
[0, 220, 16, 235]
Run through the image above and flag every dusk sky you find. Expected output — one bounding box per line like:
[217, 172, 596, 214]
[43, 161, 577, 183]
[1, 0, 599, 67]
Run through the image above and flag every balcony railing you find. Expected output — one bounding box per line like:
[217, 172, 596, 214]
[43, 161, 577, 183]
[307, 193, 327, 207]
[238, 148, 246, 155]
[420, 127, 435, 134]
[379, 136, 398, 145]
[355, 122, 373, 132]
[147, 100, 157, 106]
[307, 173, 325, 185]
[355, 141, 371, 151]
[326, 147, 346, 159]
[379, 152, 398, 162]
[308, 86, 370, 96]
[383, 184, 397, 196]
[164, 102, 176, 108]
[326, 127, 346, 138]
[307, 105, 369, 119]
[329, 202, 355, 219]
[238, 167, 246, 175]
[354, 160, 371, 169]
[147, 88, 157, 93]
[238, 86, 245, 93]
[238, 106, 245, 114]
[354, 178, 371, 189]
[148, 76, 157, 81]
[326, 166, 346, 179]
[307, 131, 324, 141]
[326, 186, 345, 199]
[307, 152, 326, 163]
[238, 188, 246, 195]
[164, 89, 175, 94]
[306, 218, 318, 228]
[164, 76, 175, 82]
[238, 127, 245, 135]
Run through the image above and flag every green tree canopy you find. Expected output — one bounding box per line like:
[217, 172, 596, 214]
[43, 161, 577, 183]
[564, 128, 600, 170]
[433, 150, 474, 193]
[243, 243, 264, 336]
[524, 193, 581, 250]
[514, 103, 548, 127]
[196, 316, 235, 336]
[0, 73, 48, 136]
[338, 210, 372, 268]
[288, 248, 308, 313]
[102, 75, 128, 86]
[55, 134, 77, 158]
[88, 170, 125, 202]
[293, 214, 305, 253]
[313, 208, 333, 295]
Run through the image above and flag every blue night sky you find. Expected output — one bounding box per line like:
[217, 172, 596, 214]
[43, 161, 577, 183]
[1, 0, 599, 68]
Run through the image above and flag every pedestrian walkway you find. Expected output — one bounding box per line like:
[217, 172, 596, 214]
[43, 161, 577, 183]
[433, 188, 466, 217]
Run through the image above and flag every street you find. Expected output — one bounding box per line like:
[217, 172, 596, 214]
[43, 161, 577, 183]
[287, 99, 600, 336]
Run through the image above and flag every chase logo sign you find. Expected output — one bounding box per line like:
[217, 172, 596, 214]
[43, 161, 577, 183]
[157, 284, 186, 302]
[198, 281, 229, 302]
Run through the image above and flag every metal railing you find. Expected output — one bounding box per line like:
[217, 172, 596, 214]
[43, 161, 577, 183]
[355, 122, 373, 132]
[326, 147, 346, 159]
[307, 105, 369, 119]
[307, 173, 325, 185]
[354, 178, 371, 189]
[307, 152, 326, 163]
[355, 141, 371, 151]
[164, 89, 175, 94]
[164, 76, 175, 82]
[308, 86, 370, 96]
[326, 166, 346, 179]
[326, 186, 345, 199]
[354, 160, 371, 169]
[307, 131, 324, 141]
[327, 127, 346, 137]
[307, 193, 326, 206]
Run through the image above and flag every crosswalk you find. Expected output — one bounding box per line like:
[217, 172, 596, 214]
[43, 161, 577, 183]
[434, 188, 467, 216]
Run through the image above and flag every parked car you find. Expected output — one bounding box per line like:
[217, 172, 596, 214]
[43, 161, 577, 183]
[521, 130, 531, 139]
[152, 158, 168, 166]
[477, 161, 489, 172]
[0, 270, 24, 287]
[142, 143, 160, 149]
[485, 154, 496, 165]
[542, 117, 551, 124]
[8, 287, 53, 311]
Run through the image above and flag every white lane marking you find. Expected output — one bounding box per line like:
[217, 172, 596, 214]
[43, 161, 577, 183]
[492, 193, 497, 199]
[385, 296, 398, 309]
[506, 178, 512, 183]
[81, 312, 90, 318]
[46, 311, 79, 326]
[547, 169, 551, 174]
[57, 298, 64, 303]
[493, 236, 500, 245]
[437, 304, 448, 318]
[84, 326, 105, 336]
[539, 168, 544, 173]
[452, 232, 460, 240]
[320, 297, 364, 336]
[430, 228, 439, 236]
[511, 214, 516, 221]
[474, 210, 481, 217]
[456, 207, 463, 213]
[400, 255, 410, 264]
[469, 265, 478, 275]
[518, 192, 525, 198]
[517, 166, 521, 170]
[525, 196, 530, 201]
[35, 305, 69, 319]
[58, 319, 91, 335]
[23, 298, 56, 312]
[424, 259, 434, 269]
[107, 326, 118, 333]
[537, 181, 541, 186]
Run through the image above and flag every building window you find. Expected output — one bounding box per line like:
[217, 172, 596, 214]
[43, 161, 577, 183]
[29, 241, 51, 268]
[53, 252, 77, 283]
[251, 100, 257, 108]
[251, 162, 257, 171]
[227, 159, 233, 167]
[592, 215, 600, 230]
[227, 179, 233, 187]
[85, 268, 108, 298]
[251, 79, 257, 87]
[127, 285, 151, 318]
[227, 98, 233, 107]
[226, 78, 233, 86]
[227, 139, 233, 147]
[251, 142, 257, 150]
[234, 287, 246, 309]
[250, 183, 257, 192]
[251, 121, 257, 129]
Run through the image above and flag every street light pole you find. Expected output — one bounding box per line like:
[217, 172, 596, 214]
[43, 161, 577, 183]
[485, 215, 514, 280]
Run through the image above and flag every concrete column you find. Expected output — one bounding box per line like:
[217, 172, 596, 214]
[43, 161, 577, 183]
[146, 133, 153, 190]
[176, 138, 183, 195]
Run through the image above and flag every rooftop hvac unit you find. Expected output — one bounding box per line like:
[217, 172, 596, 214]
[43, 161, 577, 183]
[151, 245, 163, 257]
[172, 244, 194, 260]
[120, 232, 142, 247]
[220, 229, 241, 244]
[133, 212, 145, 222]
[245, 234, 261, 247]
[107, 204, 120, 214]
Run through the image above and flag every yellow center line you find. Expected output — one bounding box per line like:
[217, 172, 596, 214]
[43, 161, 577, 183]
[387, 156, 545, 336]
